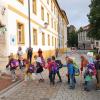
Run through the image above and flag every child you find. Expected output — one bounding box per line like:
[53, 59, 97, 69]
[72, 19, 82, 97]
[80, 55, 89, 74]
[6, 54, 19, 82]
[84, 63, 96, 91]
[24, 61, 34, 82]
[46, 56, 62, 85]
[67, 58, 75, 89]
[34, 55, 44, 82]
[46, 57, 54, 85]
[52, 56, 62, 83]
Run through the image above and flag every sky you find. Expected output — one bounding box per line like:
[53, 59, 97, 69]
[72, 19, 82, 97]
[57, 0, 91, 29]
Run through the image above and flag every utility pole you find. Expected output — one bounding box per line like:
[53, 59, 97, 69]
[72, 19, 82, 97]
[28, 0, 31, 47]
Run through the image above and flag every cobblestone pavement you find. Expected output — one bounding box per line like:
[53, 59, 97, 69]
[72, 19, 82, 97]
[0, 52, 100, 100]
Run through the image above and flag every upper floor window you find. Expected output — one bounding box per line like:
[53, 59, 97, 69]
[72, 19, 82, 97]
[32, 0, 37, 14]
[17, 22, 25, 44]
[54, 6, 56, 14]
[41, 6, 44, 21]
[48, 34, 50, 46]
[51, 18, 53, 28]
[52, 36, 54, 46]
[96, 42, 99, 46]
[51, 0, 53, 11]
[47, 13, 49, 25]
[55, 38, 56, 47]
[54, 21, 56, 31]
[47, 0, 49, 5]
[18, 0, 24, 4]
[33, 29, 38, 45]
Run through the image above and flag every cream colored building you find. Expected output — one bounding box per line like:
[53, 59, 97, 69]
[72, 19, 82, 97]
[0, 0, 69, 62]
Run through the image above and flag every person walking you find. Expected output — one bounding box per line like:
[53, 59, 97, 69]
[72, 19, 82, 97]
[27, 47, 33, 64]
[38, 48, 43, 57]
[80, 55, 89, 74]
[17, 47, 23, 59]
[38, 48, 45, 67]
[55, 48, 59, 58]
[94, 54, 100, 90]
[6, 54, 19, 82]
[67, 58, 75, 89]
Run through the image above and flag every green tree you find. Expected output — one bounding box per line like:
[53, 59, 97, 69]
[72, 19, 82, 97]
[87, 0, 100, 40]
[67, 32, 78, 47]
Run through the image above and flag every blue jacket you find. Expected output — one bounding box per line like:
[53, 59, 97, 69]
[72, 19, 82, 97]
[67, 63, 75, 75]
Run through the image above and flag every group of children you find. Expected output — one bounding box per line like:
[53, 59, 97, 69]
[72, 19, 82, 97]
[6, 53, 45, 82]
[65, 53, 100, 91]
[5, 51, 100, 91]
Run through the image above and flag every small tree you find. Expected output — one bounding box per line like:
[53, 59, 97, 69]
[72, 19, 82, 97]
[87, 0, 100, 40]
[67, 32, 78, 47]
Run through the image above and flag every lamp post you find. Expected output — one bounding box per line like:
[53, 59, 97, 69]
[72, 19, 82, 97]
[0, 5, 6, 35]
[28, 0, 31, 47]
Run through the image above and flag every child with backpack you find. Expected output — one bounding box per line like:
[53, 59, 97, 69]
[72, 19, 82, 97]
[6, 54, 19, 82]
[34, 55, 44, 82]
[46, 56, 62, 85]
[84, 63, 96, 91]
[67, 58, 76, 89]
[25, 63, 35, 81]
[17, 57, 27, 79]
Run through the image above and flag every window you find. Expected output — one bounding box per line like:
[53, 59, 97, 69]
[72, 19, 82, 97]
[32, 0, 37, 14]
[47, 13, 49, 25]
[33, 29, 37, 45]
[48, 34, 50, 46]
[55, 38, 56, 47]
[52, 36, 54, 46]
[42, 32, 45, 45]
[41, 6, 44, 21]
[54, 21, 56, 31]
[47, 0, 49, 5]
[17, 22, 25, 44]
[51, 18, 53, 28]
[96, 42, 99, 46]
[51, 0, 53, 11]
[54, 6, 55, 14]
[18, 0, 24, 4]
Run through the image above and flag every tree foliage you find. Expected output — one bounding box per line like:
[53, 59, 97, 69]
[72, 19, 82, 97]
[87, 0, 100, 40]
[67, 32, 78, 47]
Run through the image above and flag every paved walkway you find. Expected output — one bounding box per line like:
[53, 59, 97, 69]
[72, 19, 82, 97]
[0, 52, 100, 100]
[0, 68, 99, 100]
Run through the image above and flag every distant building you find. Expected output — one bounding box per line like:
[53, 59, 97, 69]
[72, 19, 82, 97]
[78, 25, 92, 49]
[78, 25, 100, 51]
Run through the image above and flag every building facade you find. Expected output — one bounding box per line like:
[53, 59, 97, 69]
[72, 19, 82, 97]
[0, 0, 69, 60]
[78, 25, 92, 50]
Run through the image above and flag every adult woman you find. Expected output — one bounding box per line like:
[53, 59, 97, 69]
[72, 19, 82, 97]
[17, 47, 23, 59]
[80, 55, 89, 74]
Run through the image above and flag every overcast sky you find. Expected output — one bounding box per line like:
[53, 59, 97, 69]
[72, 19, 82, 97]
[57, 0, 91, 29]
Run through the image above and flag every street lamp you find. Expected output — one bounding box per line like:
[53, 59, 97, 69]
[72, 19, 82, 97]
[28, 0, 31, 47]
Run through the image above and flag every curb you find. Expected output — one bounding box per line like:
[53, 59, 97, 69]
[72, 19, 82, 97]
[0, 79, 23, 96]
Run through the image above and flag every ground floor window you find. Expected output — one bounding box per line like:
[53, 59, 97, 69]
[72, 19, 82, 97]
[33, 29, 38, 45]
[17, 21, 25, 44]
